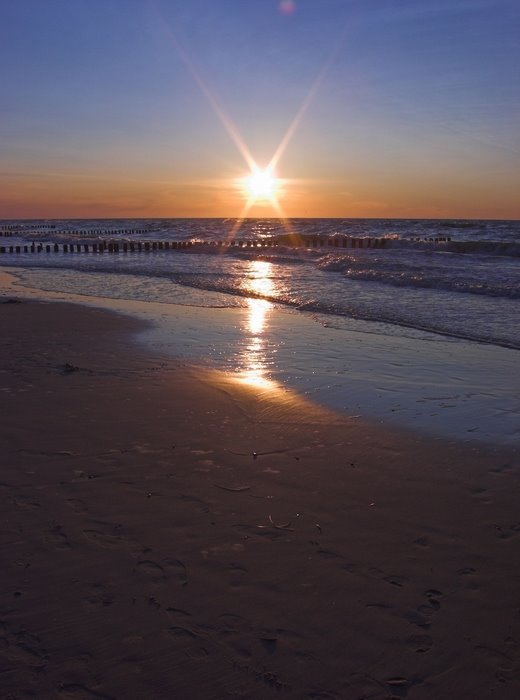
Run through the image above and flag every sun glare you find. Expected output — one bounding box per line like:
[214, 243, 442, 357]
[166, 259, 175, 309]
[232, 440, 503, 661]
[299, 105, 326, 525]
[244, 169, 279, 201]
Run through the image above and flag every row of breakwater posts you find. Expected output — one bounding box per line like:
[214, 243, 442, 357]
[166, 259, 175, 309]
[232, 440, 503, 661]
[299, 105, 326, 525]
[0, 227, 150, 238]
[0, 234, 452, 255]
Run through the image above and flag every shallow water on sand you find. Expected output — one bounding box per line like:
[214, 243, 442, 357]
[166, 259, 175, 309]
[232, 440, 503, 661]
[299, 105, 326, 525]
[2, 267, 519, 447]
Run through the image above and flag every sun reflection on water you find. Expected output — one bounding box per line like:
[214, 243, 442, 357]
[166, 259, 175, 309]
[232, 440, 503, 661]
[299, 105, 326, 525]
[247, 297, 271, 335]
[236, 261, 277, 389]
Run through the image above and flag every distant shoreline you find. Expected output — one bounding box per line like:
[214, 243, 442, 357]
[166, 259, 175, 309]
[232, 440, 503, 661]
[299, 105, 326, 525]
[1, 215, 520, 222]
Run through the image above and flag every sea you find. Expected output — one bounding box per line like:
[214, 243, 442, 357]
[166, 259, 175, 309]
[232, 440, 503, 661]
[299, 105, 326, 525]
[1, 217, 519, 444]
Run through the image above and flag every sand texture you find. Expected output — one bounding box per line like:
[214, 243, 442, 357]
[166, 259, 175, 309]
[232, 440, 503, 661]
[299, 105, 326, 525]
[1, 298, 520, 699]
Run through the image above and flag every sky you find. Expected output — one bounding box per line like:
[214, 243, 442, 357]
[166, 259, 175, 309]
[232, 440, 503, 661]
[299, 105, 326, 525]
[1, 0, 519, 219]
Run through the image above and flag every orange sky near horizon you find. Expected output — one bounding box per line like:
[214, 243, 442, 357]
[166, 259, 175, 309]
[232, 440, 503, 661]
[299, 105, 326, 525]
[2, 165, 518, 221]
[1, 1, 519, 222]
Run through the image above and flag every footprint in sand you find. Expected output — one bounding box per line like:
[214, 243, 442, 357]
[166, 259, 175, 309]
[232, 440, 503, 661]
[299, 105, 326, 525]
[217, 628, 253, 659]
[0, 623, 49, 672]
[134, 559, 166, 582]
[457, 566, 477, 575]
[384, 574, 407, 588]
[46, 523, 71, 549]
[343, 674, 387, 699]
[83, 584, 114, 608]
[403, 610, 431, 630]
[215, 614, 254, 659]
[409, 589, 444, 629]
[12, 494, 40, 509]
[57, 684, 115, 700]
[218, 616, 304, 662]
[474, 645, 514, 672]
[66, 498, 88, 514]
[134, 558, 188, 586]
[163, 558, 188, 586]
[489, 463, 514, 474]
[82, 521, 123, 548]
[226, 562, 248, 590]
[169, 626, 198, 640]
[417, 588, 443, 618]
[168, 626, 209, 659]
[494, 522, 520, 540]
[166, 606, 192, 622]
[406, 633, 433, 654]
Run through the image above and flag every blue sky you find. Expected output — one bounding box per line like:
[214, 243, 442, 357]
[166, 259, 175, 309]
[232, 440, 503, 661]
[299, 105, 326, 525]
[1, 0, 519, 218]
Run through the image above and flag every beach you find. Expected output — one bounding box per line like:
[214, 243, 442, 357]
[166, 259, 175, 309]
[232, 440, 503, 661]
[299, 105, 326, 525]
[3, 0, 520, 694]
[1, 293, 519, 699]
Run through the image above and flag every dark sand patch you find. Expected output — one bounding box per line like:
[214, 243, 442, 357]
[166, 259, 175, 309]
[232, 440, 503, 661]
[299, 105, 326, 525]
[1, 299, 520, 699]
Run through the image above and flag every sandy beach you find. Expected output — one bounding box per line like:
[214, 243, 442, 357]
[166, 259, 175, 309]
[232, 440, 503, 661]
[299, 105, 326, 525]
[1, 295, 519, 699]
[3, 0, 519, 695]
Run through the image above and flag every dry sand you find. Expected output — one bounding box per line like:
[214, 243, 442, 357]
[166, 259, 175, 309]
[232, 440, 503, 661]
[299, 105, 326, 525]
[1, 297, 519, 699]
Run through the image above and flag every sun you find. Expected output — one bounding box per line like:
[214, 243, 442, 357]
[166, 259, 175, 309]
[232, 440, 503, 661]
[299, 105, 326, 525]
[232, 164, 286, 226]
[243, 168, 279, 201]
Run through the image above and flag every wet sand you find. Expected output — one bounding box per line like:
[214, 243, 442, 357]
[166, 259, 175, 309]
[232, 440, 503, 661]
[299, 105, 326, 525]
[1, 297, 519, 699]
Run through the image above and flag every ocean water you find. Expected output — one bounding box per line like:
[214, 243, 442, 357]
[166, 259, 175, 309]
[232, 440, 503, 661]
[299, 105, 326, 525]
[1, 217, 519, 444]
[1, 217, 519, 348]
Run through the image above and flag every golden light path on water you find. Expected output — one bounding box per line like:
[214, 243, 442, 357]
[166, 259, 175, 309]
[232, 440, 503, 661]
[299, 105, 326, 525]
[235, 261, 277, 390]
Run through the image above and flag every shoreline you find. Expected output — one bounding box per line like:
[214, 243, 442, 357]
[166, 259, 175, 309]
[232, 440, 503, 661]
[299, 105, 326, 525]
[1, 296, 520, 698]
[1, 265, 519, 448]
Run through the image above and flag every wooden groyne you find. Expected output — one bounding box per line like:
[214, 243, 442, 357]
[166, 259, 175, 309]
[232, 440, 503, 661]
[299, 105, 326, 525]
[0, 227, 149, 238]
[0, 234, 451, 256]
